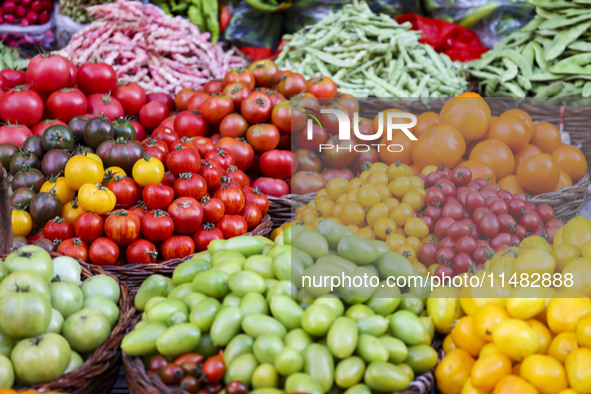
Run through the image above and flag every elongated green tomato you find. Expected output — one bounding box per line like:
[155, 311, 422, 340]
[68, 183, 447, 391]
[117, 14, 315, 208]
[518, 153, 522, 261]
[303, 344, 335, 393]
[211, 250, 245, 267]
[121, 322, 167, 356]
[285, 372, 323, 394]
[172, 258, 211, 285]
[144, 296, 166, 311]
[229, 271, 266, 296]
[357, 334, 389, 363]
[207, 238, 226, 254]
[252, 363, 279, 389]
[240, 292, 269, 315]
[182, 292, 207, 310]
[266, 280, 294, 303]
[167, 283, 194, 301]
[357, 315, 388, 336]
[253, 335, 284, 364]
[194, 333, 218, 358]
[210, 306, 244, 346]
[344, 383, 372, 394]
[301, 303, 336, 337]
[269, 295, 303, 330]
[242, 314, 286, 338]
[364, 362, 411, 392]
[335, 356, 366, 389]
[223, 293, 242, 308]
[317, 218, 355, 249]
[327, 317, 358, 359]
[389, 310, 426, 345]
[223, 236, 264, 256]
[145, 299, 188, 325]
[399, 294, 425, 315]
[337, 236, 378, 264]
[292, 229, 328, 259]
[224, 334, 254, 366]
[274, 346, 304, 375]
[134, 274, 168, 311]
[244, 255, 274, 278]
[345, 304, 375, 321]
[192, 270, 230, 298]
[379, 336, 408, 364]
[284, 328, 312, 352]
[156, 323, 201, 357]
[225, 353, 257, 386]
[272, 251, 291, 281]
[404, 344, 438, 374]
[189, 297, 221, 332]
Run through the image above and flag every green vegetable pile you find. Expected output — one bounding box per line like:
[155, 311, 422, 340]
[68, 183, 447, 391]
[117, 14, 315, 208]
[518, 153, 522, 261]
[469, 0, 591, 97]
[122, 224, 437, 394]
[0, 44, 29, 70]
[59, 0, 114, 23]
[275, 1, 469, 97]
[154, 0, 220, 43]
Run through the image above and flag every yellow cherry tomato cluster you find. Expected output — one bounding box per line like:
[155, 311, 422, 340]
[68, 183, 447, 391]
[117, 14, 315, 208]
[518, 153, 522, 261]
[435, 296, 591, 394]
[295, 162, 433, 273]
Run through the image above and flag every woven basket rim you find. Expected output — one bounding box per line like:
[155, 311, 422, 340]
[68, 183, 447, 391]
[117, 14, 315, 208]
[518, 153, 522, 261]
[11, 253, 135, 393]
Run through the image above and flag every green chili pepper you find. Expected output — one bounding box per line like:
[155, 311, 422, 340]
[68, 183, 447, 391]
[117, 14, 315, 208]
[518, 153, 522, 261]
[188, 4, 206, 33]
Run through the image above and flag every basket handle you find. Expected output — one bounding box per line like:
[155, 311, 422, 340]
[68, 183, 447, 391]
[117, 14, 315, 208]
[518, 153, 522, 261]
[0, 167, 13, 254]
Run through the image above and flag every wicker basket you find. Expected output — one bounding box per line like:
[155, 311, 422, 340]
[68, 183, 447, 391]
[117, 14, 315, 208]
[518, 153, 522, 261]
[96, 214, 274, 291]
[267, 194, 316, 227]
[530, 172, 590, 222]
[123, 316, 443, 394]
[16, 260, 135, 394]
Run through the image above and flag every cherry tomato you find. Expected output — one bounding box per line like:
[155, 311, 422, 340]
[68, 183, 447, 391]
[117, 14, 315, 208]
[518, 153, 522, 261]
[202, 352, 225, 383]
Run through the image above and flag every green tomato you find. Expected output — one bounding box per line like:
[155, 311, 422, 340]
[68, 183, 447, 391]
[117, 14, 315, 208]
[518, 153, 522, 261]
[244, 255, 274, 279]
[134, 274, 169, 312]
[284, 372, 323, 394]
[252, 363, 278, 389]
[363, 362, 410, 392]
[229, 271, 266, 296]
[81, 275, 120, 304]
[0, 329, 15, 358]
[189, 297, 221, 332]
[182, 292, 207, 310]
[253, 335, 283, 364]
[0, 289, 51, 338]
[64, 350, 83, 374]
[301, 304, 336, 337]
[82, 296, 120, 328]
[172, 258, 211, 285]
[44, 309, 65, 334]
[335, 356, 365, 389]
[404, 344, 438, 375]
[167, 283, 194, 301]
[145, 299, 188, 326]
[62, 309, 111, 354]
[389, 310, 426, 346]
[224, 334, 254, 366]
[121, 322, 167, 356]
[240, 293, 268, 316]
[0, 271, 50, 300]
[274, 346, 303, 375]
[292, 229, 328, 259]
[4, 245, 53, 282]
[52, 256, 81, 284]
[155, 323, 201, 357]
[225, 353, 257, 386]
[0, 354, 14, 388]
[191, 270, 230, 298]
[242, 314, 286, 339]
[10, 333, 71, 385]
[50, 281, 83, 319]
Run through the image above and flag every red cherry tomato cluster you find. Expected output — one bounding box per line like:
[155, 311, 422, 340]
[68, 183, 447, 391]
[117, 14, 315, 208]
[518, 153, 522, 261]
[418, 165, 563, 278]
[0, 0, 52, 26]
[147, 352, 226, 394]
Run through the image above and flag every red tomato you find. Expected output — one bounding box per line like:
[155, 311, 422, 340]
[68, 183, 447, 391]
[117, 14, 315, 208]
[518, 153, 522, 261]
[217, 215, 248, 238]
[201, 95, 234, 124]
[160, 236, 195, 260]
[277, 73, 306, 98]
[143, 145, 166, 163]
[126, 239, 158, 264]
[166, 147, 202, 176]
[205, 147, 235, 170]
[226, 381, 248, 394]
[74, 212, 104, 245]
[167, 197, 203, 234]
[223, 82, 251, 108]
[252, 177, 289, 197]
[192, 137, 216, 158]
[26, 54, 71, 92]
[112, 82, 146, 116]
[259, 149, 295, 179]
[46, 88, 87, 123]
[241, 204, 262, 231]
[104, 209, 141, 246]
[139, 101, 170, 130]
[216, 139, 254, 172]
[0, 86, 43, 126]
[202, 80, 224, 95]
[202, 352, 226, 382]
[173, 172, 208, 200]
[224, 166, 249, 188]
[0, 124, 32, 146]
[223, 67, 256, 90]
[142, 184, 175, 211]
[106, 176, 140, 209]
[246, 124, 280, 152]
[161, 172, 176, 188]
[305, 76, 337, 104]
[152, 126, 179, 148]
[43, 216, 74, 242]
[192, 224, 224, 251]
[219, 113, 249, 139]
[88, 237, 120, 266]
[32, 119, 67, 136]
[174, 111, 208, 138]
[0, 69, 26, 91]
[76, 63, 117, 95]
[290, 171, 327, 194]
[244, 188, 269, 215]
[248, 59, 279, 87]
[147, 93, 175, 112]
[240, 91, 272, 124]
[56, 237, 88, 262]
[170, 137, 197, 152]
[201, 196, 225, 223]
[131, 202, 148, 220]
[536, 204, 555, 223]
[141, 209, 175, 243]
[214, 185, 245, 215]
[186, 92, 209, 113]
[200, 160, 223, 190]
[87, 93, 124, 121]
[130, 120, 146, 141]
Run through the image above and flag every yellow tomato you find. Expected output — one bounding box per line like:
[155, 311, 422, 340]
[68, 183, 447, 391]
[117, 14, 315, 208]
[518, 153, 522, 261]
[340, 201, 365, 226]
[64, 155, 104, 190]
[565, 348, 591, 394]
[40, 176, 75, 206]
[383, 197, 400, 211]
[347, 178, 363, 191]
[12, 209, 33, 237]
[386, 233, 406, 251]
[473, 304, 509, 341]
[520, 354, 568, 394]
[421, 165, 438, 176]
[479, 343, 501, 357]
[373, 217, 396, 240]
[374, 183, 390, 201]
[493, 375, 539, 394]
[471, 353, 512, 392]
[443, 334, 457, 354]
[547, 332, 579, 363]
[557, 216, 591, 248]
[346, 189, 358, 202]
[562, 258, 591, 297]
[452, 316, 486, 357]
[526, 319, 552, 354]
[390, 202, 413, 226]
[61, 198, 85, 225]
[77, 183, 116, 215]
[389, 176, 412, 197]
[326, 177, 349, 200]
[367, 171, 388, 184]
[402, 190, 425, 211]
[387, 162, 413, 180]
[316, 199, 335, 217]
[520, 235, 552, 252]
[269, 227, 283, 241]
[406, 236, 423, 254]
[581, 240, 591, 259]
[104, 166, 127, 179]
[396, 243, 417, 262]
[546, 297, 591, 334]
[435, 349, 475, 394]
[357, 226, 375, 240]
[366, 203, 389, 226]
[404, 217, 429, 238]
[493, 319, 540, 362]
[413, 262, 428, 275]
[552, 244, 581, 272]
[512, 247, 556, 276]
[132, 155, 165, 187]
[369, 162, 388, 172]
[506, 288, 546, 320]
[427, 287, 463, 334]
[85, 153, 102, 163]
[332, 204, 343, 218]
[575, 313, 591, 347]
[357, 184, 381, 208]
[461, 379, 487, 394]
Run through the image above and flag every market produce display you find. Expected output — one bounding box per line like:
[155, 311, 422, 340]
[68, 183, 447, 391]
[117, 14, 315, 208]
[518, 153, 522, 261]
[58, 0, 111, 23]
[276, 1, 469, 97]
[153, 0, 223, 44]
[0, 0, 53, 26]
[469, 0, 591, 97]
[0, 43, 29, 69]
[0, 245, 122, 388]
[123, 232, 437, 393]
[61, 1, 246, 95]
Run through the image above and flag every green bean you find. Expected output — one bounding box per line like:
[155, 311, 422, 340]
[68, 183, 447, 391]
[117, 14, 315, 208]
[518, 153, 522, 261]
[539, 13, 591, 30]
[545, 22, 591, 61]
[501, 58, 518, 83]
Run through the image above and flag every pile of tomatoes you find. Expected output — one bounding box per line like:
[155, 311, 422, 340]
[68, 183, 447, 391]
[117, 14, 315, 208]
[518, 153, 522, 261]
[417, 164, 563, 277]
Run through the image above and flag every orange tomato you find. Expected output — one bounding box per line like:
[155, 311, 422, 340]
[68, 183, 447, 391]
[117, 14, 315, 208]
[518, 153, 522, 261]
[493, 375, 539, 394]
[378, 132, 413, 165]
[498, 175, 526, 195]
[504, 109, 534, 131]
[440, 96, 491, 141]
[412, 124, 466, 171]
[516, 153, 560, 194]
[469, 139, 515, 180]
[471, 353, 512, 392]
[452, 316, 486, 357]
[473, 304, 509, 341]
[461, 160, 496, 184]
[175, 87, 196, 110]
[514, 144, 542, 173]
[488, 112, 533, 151]
[413, 112, 441, 137]
[548, 332, 579, 363]
[531, 121, 561, 154]
[457, 92, 482, 97]
[555, 170, 573, 191]
[435, 349, 475, 394]
[551, 144, 588, 182]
